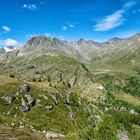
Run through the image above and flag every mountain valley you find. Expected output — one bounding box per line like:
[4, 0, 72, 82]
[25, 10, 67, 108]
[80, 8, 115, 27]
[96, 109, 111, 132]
[0, 34, 140, 140]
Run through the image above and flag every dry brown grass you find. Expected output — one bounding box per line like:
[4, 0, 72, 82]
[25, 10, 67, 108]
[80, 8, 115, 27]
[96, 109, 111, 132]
[28, 81, 49, 89]
[115, 92, 140, 106]
[0, 75, 18, 86]
[0, 124, 46, 140]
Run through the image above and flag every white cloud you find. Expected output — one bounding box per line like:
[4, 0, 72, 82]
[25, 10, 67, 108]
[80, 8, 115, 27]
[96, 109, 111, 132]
[62, 24, 75, 31]
[58, 35, 65, 40]
[94, 1, 137, 31]
[94, 10, 125, 31]
[23, 4, 37, 11]
[2, 26, 10, 32]
[25, 34, 35, 38]
[3, 38, 18, 47]
[62, 26, 68, 31]
[69, 24, 75, 28]
[45, 33, 52, 37]
[123, 1, 137, 9]
[0, 38, 18, 47]
[0, 39, 22, 52]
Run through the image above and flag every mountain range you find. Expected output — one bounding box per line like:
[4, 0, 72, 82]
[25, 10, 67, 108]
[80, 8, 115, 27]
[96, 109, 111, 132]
[1, 33, 140, 62]
[0, 33, 140, 140]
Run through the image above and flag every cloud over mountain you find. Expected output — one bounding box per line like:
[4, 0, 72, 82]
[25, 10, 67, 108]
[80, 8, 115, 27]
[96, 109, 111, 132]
[94, 1, 137, 31]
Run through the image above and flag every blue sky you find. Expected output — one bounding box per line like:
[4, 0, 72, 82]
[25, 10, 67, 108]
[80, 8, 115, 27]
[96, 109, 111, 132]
[0, 0, 140, 47]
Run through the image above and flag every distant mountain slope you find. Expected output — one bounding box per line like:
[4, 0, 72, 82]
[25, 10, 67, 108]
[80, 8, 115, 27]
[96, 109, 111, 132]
[90, 33, 140, 72]
[0, 48, 6, 54]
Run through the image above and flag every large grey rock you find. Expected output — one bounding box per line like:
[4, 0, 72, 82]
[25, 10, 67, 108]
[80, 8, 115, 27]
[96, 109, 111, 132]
[65, 91, 70, 105]
[35, 99, 41, 106]
[20, 98, 30, 112]
[45, 131, 65, 139]
[5, 96, 16, 104]
[27, 64, 36, 69]
[25, 94, 35, 107]
[50, 93, 59, 105]
[45, 105, 53, 110]
[117, 130, 130, 140]
[19, 84, 30, 93]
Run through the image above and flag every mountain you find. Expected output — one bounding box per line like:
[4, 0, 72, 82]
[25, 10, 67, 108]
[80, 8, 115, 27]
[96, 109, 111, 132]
[0, 48, 6, 54]
[0, 46, 16, 54]
[0, 33, 140, 140]
[91, 33, 140, 71]
[1, 33, 139, 64]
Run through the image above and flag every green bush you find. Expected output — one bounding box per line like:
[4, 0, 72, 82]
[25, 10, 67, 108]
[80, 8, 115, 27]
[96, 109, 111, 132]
[123, 76, 140, 97]
[95, 115, 118, 140]
[9, 73, 15, 78]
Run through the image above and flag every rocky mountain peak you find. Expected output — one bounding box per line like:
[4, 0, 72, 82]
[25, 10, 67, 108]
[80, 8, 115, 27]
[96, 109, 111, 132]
[26, 36, 50, 47]
[0, 48, 6, 54]
[134, 32, 140, 37]
[109, 37, 124, 42]
[76, 38, 99, 46]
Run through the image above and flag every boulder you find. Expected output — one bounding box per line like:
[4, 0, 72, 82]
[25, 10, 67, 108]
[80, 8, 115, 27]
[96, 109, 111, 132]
[5, 96, 16, 104]
[25, 94, 35, 107]
[50, 93, 59, 105]
[45, 105, 53, 110]
[129, 109, 136, 115]
[27, 64, 36, 69]
[45, 131, 65, 139]
[20, 98, 30, 112]
[63, 91, 71, 105]
[19, 84, 30, 93]
[39, 94, 48, 100]
[65, 92, 70, 105]
[35, 99, 41, 106]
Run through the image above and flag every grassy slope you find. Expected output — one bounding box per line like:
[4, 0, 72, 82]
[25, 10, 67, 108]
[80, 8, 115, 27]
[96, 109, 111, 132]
[0, 51, 140, 139]
[0, 55, 97, 139]
[84, 46, 140, 139]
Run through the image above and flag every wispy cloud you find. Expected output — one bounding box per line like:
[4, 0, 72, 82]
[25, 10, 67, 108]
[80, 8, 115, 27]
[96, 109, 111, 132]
[62, 24, 75, 31]
[123, 1, 137, 9]
[23, 4, 37, 11]
[69, 24, 75, 28]
[2, 26, 10, 32]
[45, 33, 52, 37]
[94, 10, 125, 31]
[132, 9, 140, 14]
[26, 34, 34, 38]
[94, 1, 137, 31]
[3, 38, 18, 47]
[62, 26, 68, 31]
[40, 1, 47, 5]
[26, 33, 52, 38]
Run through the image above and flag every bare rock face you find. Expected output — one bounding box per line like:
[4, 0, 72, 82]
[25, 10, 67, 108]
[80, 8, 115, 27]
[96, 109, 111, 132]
[1, 33, 140, 65]
[45, 131, 65, 139]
